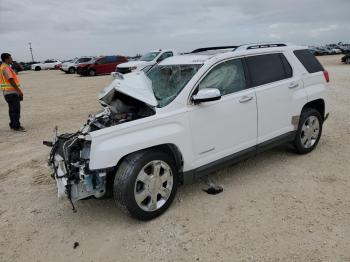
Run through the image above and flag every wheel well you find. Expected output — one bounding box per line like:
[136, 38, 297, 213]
[302, 99, 325, 119]
[109, 144, 184, 186]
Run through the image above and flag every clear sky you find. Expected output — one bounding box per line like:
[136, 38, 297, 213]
[1, 0, 349, 62]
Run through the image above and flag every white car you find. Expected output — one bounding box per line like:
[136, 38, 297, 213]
[31, 59, 61, 71]
[116, 49, 177, 74]
[47, 43, 330, 220]
[61, 56, 94, 74]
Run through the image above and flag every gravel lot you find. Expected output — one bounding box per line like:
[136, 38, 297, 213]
[0, 55, 349, 262]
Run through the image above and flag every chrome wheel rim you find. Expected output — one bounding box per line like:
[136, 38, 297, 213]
[300, 115, 320, 149]
[134, 160, 173, 212]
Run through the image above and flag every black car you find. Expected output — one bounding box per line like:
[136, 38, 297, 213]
[341, 52, 350, 64]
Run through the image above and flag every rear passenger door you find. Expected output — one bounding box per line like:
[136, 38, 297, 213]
[245, 53, 307, 144]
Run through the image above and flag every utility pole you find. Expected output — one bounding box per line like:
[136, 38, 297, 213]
[28, 42, 34, 62]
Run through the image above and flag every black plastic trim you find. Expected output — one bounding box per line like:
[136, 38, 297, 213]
[183, 131, 296, 184]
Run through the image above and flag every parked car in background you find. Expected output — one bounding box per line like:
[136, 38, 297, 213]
[31, 59, 61, 71]
[11, 61, 24, 73]
[312, 47, 328, 56]
[20, 61, 39, 70]
[116, 49, 177, 74]
[77, 55, 127, 76]
[61, 56, 95, 74]
[341, 53, 350, 64]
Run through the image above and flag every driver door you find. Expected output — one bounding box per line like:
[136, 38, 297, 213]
[188, 58, 257, 168]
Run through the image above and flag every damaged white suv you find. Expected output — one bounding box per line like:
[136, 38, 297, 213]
[46, 44, 330, 220]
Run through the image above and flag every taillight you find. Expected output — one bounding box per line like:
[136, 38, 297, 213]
[323, 70, 330, 83]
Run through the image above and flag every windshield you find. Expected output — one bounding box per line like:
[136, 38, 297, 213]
[140, 52, 160, 62]
[146, 64, 202, 107]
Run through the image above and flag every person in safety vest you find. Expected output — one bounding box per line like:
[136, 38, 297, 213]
[0, 53, 25, 132]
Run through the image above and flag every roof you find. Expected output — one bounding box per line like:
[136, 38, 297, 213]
[159, 43, 308, 66]
[159, 54, 213, 65]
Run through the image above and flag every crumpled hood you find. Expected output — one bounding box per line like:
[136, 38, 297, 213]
[99, 72, 157, 107]
[117, 60, 151, 69]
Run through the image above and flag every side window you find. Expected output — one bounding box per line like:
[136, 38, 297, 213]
[245, 53, 290, 87]
[293, 49, 324, 73]
[157, 52, 173, 62]
[198, 59, 246, 96]
[97, 58, 106, 64]
[280, 54, 293, 78]
[105, 56, 117, 63]
[78, 58, 91, 63]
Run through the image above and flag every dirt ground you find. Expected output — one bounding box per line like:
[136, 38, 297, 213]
[0, 55, 349, 262]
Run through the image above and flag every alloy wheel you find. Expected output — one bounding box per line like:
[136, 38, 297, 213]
[300, 115, 320, 149]
[134, 160, 173, 212]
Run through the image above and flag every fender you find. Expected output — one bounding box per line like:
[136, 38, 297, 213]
[88, 114, 193, 171]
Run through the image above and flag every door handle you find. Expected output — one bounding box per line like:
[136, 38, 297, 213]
[239, 96, 253, 103]
[288, 83, 299, 89]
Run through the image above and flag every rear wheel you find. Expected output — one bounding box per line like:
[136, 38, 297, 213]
[293, 108, 323, 154]
[113, 149, 178, 220]
[346, 58, 350, 64]
[68, 67, 76, 74]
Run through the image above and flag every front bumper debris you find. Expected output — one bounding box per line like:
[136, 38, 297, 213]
[45, 131, 107, 211]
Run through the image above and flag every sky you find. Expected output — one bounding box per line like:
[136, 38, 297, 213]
[0, 0, 349, 62]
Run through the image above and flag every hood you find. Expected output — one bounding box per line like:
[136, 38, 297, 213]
[62, 62, 74, 67]
[117, 60, 151, 69]
[99, 72, 157, 107]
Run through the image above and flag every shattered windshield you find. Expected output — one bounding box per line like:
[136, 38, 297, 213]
[146, 64, 202, 107]
[140, 52, 160, 62]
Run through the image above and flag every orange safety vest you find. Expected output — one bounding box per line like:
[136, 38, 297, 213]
[0, 63, 21, 92]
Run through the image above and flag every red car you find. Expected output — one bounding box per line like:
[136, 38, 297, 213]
[77, 55, 128, 76]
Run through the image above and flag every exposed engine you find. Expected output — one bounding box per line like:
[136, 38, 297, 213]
[81, 91, 155, 133]
[45, 91, 155, 209]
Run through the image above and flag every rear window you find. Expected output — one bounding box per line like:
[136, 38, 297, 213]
[293, 49, 324, 73]
[245, 53, 292, 87]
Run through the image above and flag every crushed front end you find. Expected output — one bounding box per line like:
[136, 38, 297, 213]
[47, 132, 107, 207]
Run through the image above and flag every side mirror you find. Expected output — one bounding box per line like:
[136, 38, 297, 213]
[192, 88, 221, 104]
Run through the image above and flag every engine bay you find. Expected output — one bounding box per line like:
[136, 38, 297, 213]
[46, 91, 155, 208]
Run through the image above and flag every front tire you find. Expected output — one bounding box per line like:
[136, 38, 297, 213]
[293, 108, 323, 154]
[88, 69, 96, 76]
[68, 67, 76, 74]
[113, 149, 178, 220]
[35, 66, 41, 71]
[346, 58, 350, 64]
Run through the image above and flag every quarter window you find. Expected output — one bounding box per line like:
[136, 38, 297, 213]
[198, 59, 246, 96]
[293, 49, 324, 73]
[245, 53, 292, 87]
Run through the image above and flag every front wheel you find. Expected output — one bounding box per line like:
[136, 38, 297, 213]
[35, 66, 41, 71]
[113, 149, 178, 220]
[88, 69, 96, 76]
[68, 67, 76, 74]
[346, 58, 350, 64]
[293, 108, 323, 154]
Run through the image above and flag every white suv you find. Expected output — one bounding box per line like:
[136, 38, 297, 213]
[116, 49, 177, 74]
[47, 43, 330, 220]
[61, 56, 94, 74]
[31, 59, 61, 71]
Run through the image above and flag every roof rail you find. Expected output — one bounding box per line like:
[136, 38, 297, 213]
[190, 46, 239, 53]
[235, 43, 287, 51]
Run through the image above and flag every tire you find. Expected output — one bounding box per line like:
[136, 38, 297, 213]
[293, 108, 323, 154]
[346, 58, 350, 64]
[88, 69, 96, 76]
[68, 67, 76, 74]
[113, 149, 178, 220]
[35, 66, 41, 71]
